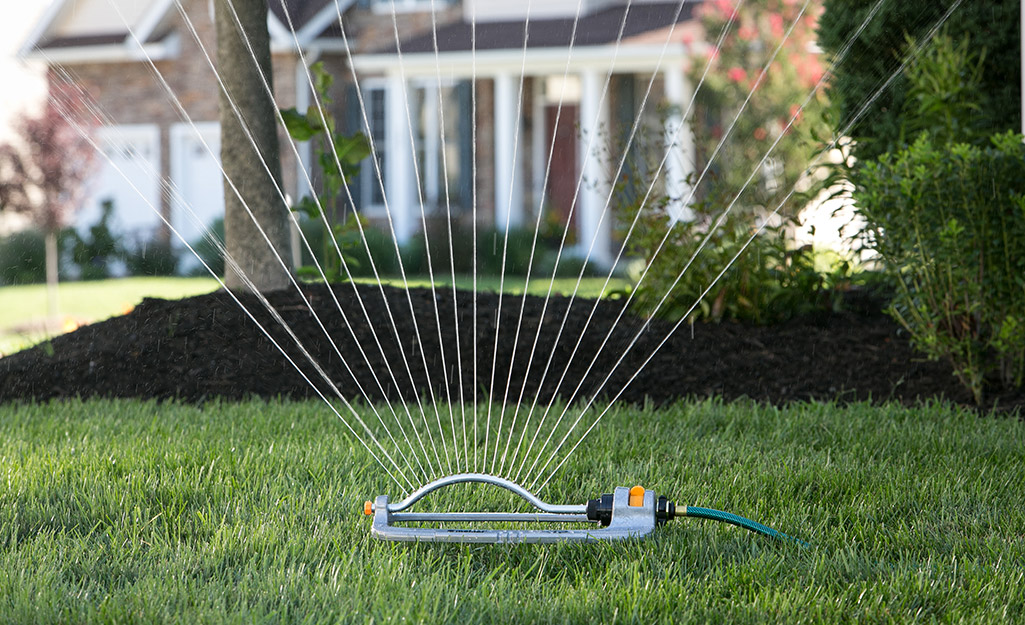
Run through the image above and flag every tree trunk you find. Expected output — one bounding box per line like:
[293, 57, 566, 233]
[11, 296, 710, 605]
[44, 228, 59, 318]
[215, 0, 291, 293]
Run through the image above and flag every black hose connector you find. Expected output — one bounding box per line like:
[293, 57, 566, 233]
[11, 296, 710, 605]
[585, 493, 614, 526]
[656, 495, 676, 526]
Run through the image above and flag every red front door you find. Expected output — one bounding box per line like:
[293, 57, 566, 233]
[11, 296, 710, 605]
[544, 104, 578, 231]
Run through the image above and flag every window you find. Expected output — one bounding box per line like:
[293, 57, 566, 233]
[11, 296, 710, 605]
[352, 79, 472, 215]
[411, 80, 471, 213]
[359, 86, 387, 211]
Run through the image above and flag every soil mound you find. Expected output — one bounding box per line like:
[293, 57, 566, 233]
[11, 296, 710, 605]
[2, 283, 1021, 411]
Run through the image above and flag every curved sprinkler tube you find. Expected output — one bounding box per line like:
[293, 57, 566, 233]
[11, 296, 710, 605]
[363, 473, 808, 546]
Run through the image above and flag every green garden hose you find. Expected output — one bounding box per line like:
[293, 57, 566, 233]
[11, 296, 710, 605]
[678, 505, 810, 547]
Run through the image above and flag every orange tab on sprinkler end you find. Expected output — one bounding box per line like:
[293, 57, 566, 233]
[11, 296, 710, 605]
[363, 501, 374, 516]
[629, 486, 645, 507]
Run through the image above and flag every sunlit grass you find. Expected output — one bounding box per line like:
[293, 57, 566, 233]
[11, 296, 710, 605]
[1, 398, 1021, 623]
[0, 277, 220, 356]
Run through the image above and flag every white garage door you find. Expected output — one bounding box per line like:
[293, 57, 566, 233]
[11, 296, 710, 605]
[170, 122, 224, 258]
[79, 124, 161, 241]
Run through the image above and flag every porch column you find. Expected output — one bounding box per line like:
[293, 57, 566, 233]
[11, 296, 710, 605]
[386, 71, 415, 243]
[578, 68, 612, 268]
[664, 63, 695, 222]
[493, 72, 524, 230]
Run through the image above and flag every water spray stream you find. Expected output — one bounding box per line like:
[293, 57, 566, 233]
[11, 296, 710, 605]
[531, 0, 964, 492]
[45, 68, 413, 492]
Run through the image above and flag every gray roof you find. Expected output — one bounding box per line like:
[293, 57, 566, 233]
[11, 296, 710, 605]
[268, 0, 334, 30]
[35, 0, 334, 51]
[367, 2, 700, 54]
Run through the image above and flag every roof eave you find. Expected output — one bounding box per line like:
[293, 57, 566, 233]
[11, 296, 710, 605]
[25, 34, 181, 65]
[349, 42, 691, 77]
[17, 0, 69, 59]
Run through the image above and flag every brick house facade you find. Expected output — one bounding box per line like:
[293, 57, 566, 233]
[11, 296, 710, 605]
[23, 0, 704, 269]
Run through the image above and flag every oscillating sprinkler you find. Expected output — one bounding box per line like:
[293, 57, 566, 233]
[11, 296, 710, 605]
[363, 473, 806, 545]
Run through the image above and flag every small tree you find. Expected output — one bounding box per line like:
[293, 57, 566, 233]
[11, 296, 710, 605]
[0, 82, 96, 316]
[215, 0, 291, 293]
[692, 0, 828, 219]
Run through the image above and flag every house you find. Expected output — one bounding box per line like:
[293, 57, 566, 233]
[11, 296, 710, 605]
[22, 0, 705, 269]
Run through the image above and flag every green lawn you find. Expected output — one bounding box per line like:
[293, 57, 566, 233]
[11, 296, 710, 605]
[0, 276, 625, 357]
[1, 398, 1021, 623]
[0, 277, 220, 356]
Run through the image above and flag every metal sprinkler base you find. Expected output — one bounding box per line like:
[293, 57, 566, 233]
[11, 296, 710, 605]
[363, 473, 672, 544]
[364, 473, 809, 546]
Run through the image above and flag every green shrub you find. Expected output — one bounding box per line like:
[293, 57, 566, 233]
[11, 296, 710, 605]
[350, 224, 403, 277]
[532, 250, 600, 279]
[854, 132, 1025, 402]
[0, 228, 46, 285]
[818, 1, 1020, 162]
[399, 218, 479, 277]
[401, 225, 539, 278]
[123, 239, 177, 276]
[477, 227, 537, 277]
[66, 200, 119, 281]
[624, 201, 838, 324]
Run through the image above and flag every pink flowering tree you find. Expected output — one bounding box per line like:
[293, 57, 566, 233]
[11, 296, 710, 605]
[690, 0, 828, 218]
[0, 82, 96, 315]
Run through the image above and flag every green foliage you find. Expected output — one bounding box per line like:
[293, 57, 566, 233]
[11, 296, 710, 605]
[65, 200, 119, 281]
[848, 30, 1025, 403]
[0, 229, 46, 285]
[399, 225, 547, 278]
[298, 215, 403, 278]
[624, 195, 842, 324]
[399, 218, 476, 276]
[533, 252, 600, 280]
[476, 228, 539, 277]
[818, 0, 1020, 162]
[854, 132, 1025, 403]
[351, 225, 403, 277]
[900, 32, 986, 147]
[294, 212, 367, 282]
[280, 62, 371, 283]
[122, 239, 177, 277]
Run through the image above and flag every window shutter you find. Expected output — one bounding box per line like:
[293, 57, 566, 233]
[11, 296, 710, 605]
[344, 81, 362, 212]
[457, 80, 473, 212]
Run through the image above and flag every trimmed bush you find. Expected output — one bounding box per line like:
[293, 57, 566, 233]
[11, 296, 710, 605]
[67, 200, 119, 280]
[351, 225, 403, 277]
[477, 227, 538, 277]
[854, 132, 1025, 402]
[123, 239, 177, 277]
[624, 206, 836, 325]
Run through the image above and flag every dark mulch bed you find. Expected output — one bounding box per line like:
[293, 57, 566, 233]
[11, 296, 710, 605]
[2, 283, 1022, 411]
